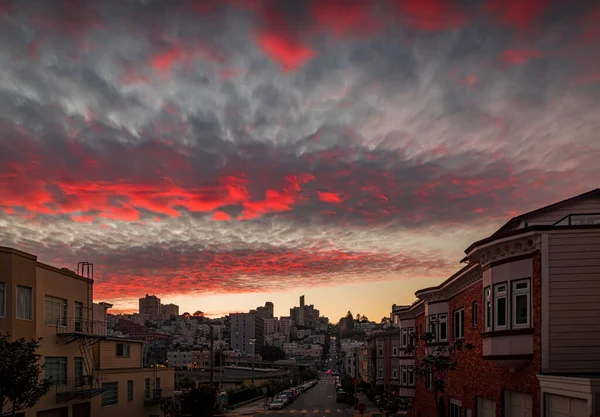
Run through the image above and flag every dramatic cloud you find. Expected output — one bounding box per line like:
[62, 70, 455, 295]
[1, 0, 599, 313]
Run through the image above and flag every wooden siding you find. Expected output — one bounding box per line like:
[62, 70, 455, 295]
[547, 229, 600, 372]
[97, 340, 143, 370]
[525, 196, 600, 226]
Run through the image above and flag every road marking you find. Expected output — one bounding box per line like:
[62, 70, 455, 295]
[337, 410, 343, 414]
[290, 410, 296, 414]
[325, 410, 331, 414]
[279, 410, 286, 414]
[301, 410, 308, 414]
[313, 410, 319, 414]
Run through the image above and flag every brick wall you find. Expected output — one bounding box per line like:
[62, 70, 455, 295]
[413, 311, 438, 417]
[411, 254, 542, 417]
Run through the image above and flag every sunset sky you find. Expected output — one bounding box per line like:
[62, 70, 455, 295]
[1, 0, 599, 321]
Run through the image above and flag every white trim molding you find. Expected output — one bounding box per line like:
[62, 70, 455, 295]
[541, 233, 549, 371]
[467, 233, 542, 269]
[537, 374, 600, 417]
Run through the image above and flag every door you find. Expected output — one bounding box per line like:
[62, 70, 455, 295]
[477, 397, 496, 417]
[72, 402, 91, 417]
[545, 394, 588, 417]
[37, 407, 68, 417]
[505, 391, 533, 417]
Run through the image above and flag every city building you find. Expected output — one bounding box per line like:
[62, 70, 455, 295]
[278, 316, 292, 337]
[290, 296, 320, 328]
[138, 294, 161, 321]
[381, 189, 600, 417]
[255, 302, 274, 319]
[264, 317, 278, 334]
[161, 303, 179, 319]
[230, 313, 264, 355]
[0, 246, 174, 417]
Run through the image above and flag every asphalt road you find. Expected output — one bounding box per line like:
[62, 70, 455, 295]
[254, 375, 357, 416]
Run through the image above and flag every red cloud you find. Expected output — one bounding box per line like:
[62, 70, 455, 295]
[257, 31, 316, 71]
[310, 0, 381, 36]
[501, 49, 543, 66]
[390, 0, 467, 31]
[213, 211, 232, 221]
[484, 0, 548, 31]
[317, 191, 344, 204]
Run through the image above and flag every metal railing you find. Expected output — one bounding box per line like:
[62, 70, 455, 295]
[56, 318, 108, 336]
[144, 387, 175, 404]
[55, 376, 106, 401]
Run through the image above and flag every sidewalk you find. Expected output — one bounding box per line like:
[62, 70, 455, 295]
[224, 396, 272, 416]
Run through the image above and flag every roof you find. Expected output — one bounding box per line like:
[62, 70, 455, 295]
[491, 188, 600, 237]
[415, 263, 474, 297]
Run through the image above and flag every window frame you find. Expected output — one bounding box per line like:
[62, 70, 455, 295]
[74, 357, 84, 386]
[453, 309, 464, 340]
[408, 366, 414, 386]
[401, 365, 407, 385]
[16, 285, 33, 321]
[102, 382, 119, 407]
[45, 295, 68, 327]
[449, 399, 463, 417]
[116, 343, 131, 358]
[428, 315, 436, 338]
[512, 279, 531, 328]
[426, 369, 433, 391]
[392, 367, 398, 379]
[484, 286, 491, 331]
[145, 378, 151, 399]
[401, 328, 407, 347]
[45, 356, 68, 385]
[0, 282, 6, 318]
[127, 380, 134, 402]
[438, 314, 448, 342]
[378, 368, 383, 379]
[392, 345, 398, 356]
[493, 283, 508, 330]
[472, 301, 478, 328]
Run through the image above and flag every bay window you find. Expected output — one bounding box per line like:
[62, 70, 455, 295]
[16, 285, 33, 320]
[512, 279, 530, 327]
[408, 366, 414, 386]
[494, 284, 508, 330]
[453, 309, 464, 339]
[439, 314, 448, 342]
[401, 366, 407, 385]
[401, 328, 407, 347]
[428, 315, 436, 336]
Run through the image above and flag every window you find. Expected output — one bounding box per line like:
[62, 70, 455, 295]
[392, 368, 398, 379]
[378, 369, 383, 378]
[425, 369, 433, 391]
[74, 302, 84, 332]
[472, 301, 478, 327]
[74, 357, 84, 386]
[494, 284, 508, 330]
[401, 328, 407, 347]
[0, 282, 6, 318]
[393, 346, 398, 356]
[453, 309, 464, 339]
[16, 285, 33, 320]
[116, 343, 130, 357]
[439, 314, 448, 342]
[428, 315, 436, 336]
[102, 382, 118, 407]
[45, 357, 67, 385]
[449, 399, 462, 417]
[512, 280, 531, 327]
[127, 380, 134, 402]
[484, 287, 491, 331]
[401, 366, 407, 385]
[145, 378, 151, 399]
[408, 366, 415, 386]
[378, 348, 383, 357]
[45, 296, 67, 326]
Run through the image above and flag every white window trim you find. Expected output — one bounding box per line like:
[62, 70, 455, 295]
[392, 346, 398, 356]
[484, 286, 492, 331]
[512, 279, 531, 328]
[378, 368, 383, 378]
[408, 366, 414, 386]
[453, 309, 464, 339]
[401, 328, 407, 347]
[438, 314, 448, 342]
[428, 315, 436, 339]
[401, 365, 407, 385]
[392, 368, 397, 379]
[494, 283, 508, 330]
[0, 282, 6, 318]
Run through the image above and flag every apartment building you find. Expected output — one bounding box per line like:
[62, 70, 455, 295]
[230, 312, 264, 355]
[264, 317, 278, 335]
[138, 295, 161, 321]
[386, 189, 600, 417]
[0, 246, 174, 417]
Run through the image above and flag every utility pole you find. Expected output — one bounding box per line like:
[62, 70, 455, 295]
[249, 338, 256, 385]
[210, 326, 214, 388]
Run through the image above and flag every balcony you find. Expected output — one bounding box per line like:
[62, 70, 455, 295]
[481, 328, 534, 370]
[56, 318, 108, 342]
[56, 377, 106, 402]
[144, 388, 175, 405]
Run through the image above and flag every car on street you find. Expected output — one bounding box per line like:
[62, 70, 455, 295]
[269, 399, 286, 410]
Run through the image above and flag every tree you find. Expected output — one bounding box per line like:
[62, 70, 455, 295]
[380, 317, 391, 326]
[356, 313, 361, 321]
[177, 376, 196, 390]
[160, 397, 179, 417]
[405, 329, 474, 417]
[182, 312, 191, 318]
[193, 311, 204, 317]
[0, 333, 53, 417]
[260, 345, 285, 361]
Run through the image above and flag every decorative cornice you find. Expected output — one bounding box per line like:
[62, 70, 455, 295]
[468, 233, 542, 268]
[415, 264, 482, 303]
[398, 301, 424, 319]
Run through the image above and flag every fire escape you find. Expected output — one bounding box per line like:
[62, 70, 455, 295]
[55, 262, 107, 402]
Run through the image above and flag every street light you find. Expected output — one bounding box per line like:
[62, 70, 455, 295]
[249, 338, 256, 385]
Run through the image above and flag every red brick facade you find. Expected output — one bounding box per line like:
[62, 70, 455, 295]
[411, 254, 542, 417]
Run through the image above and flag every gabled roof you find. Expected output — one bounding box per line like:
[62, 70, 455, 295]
[491, 188, 600, 237]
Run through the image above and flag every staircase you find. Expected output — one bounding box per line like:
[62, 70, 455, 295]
[78, 335, 100, 390]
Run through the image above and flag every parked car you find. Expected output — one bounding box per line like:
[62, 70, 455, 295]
[269, 399, 286, 410]
[278, 395, 290, 405]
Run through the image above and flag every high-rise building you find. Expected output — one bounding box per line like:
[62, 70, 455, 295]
[290, 296, 320, 328]
[139, 294, 161, 320]
[230, 313, 264, 355]
[255, 301, 274, 319]
[161, 303, 179, 319]
[300, 295, 305, 308]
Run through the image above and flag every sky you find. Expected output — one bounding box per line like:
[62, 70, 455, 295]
[1, 0, 600, 321]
